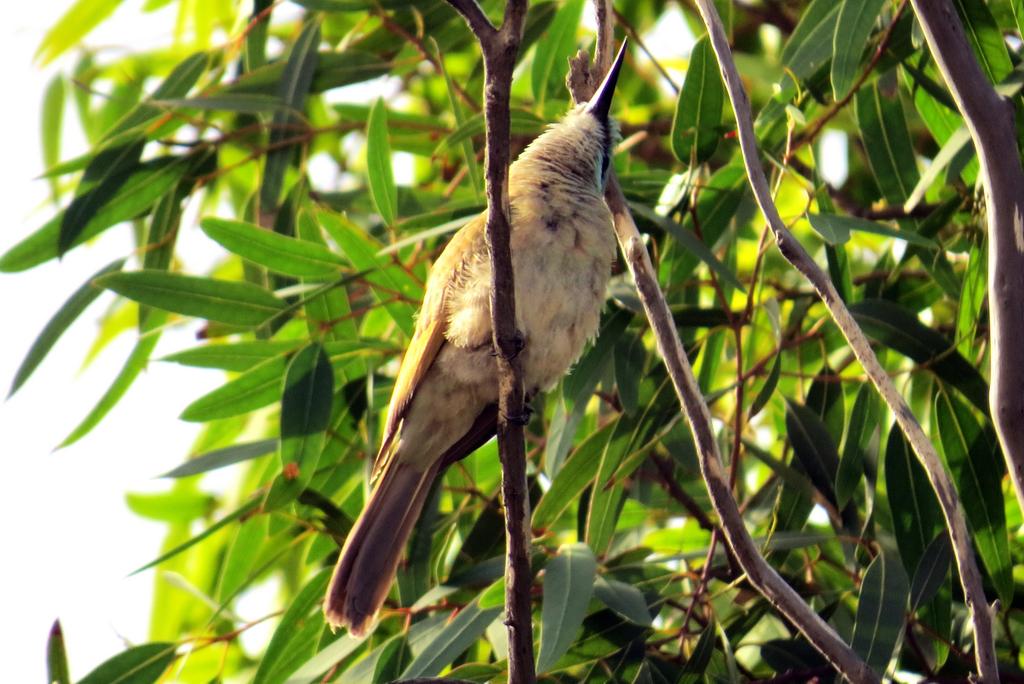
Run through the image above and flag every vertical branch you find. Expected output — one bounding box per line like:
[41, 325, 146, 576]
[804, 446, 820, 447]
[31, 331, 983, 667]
[910, 0, 1024, 545]
[689, 0, 999, 680]
[567, 6, 878, 683]
[444, 2, 534, 682]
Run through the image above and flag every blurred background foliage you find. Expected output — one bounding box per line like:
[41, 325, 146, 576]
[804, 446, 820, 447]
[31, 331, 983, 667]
[12, 0, 1024, 681]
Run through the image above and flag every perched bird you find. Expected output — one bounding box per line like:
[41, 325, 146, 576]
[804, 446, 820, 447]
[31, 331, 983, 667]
[324, 42, 628, 634]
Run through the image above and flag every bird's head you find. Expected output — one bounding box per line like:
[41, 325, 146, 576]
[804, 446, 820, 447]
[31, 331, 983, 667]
[513, 40, 628, 193]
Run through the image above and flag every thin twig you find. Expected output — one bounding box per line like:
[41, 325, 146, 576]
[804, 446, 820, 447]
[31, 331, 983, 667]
[568, 5, 877, 682]
[444, 1, 534, 682]
[691, 0, 998, 680]
[909, 0, 1024, 551]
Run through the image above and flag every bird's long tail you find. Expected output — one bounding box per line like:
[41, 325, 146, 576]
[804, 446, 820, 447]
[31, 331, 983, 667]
[323, 460, 437, 634]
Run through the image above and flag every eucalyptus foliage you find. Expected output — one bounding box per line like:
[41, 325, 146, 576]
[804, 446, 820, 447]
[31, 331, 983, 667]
[16, 0, 1024, 681]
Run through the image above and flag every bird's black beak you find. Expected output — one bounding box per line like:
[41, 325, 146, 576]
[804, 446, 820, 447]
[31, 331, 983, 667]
[586, 39, 628, 124]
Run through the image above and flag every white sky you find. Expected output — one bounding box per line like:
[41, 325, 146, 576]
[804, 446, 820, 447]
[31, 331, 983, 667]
[0, 3, 696, 681]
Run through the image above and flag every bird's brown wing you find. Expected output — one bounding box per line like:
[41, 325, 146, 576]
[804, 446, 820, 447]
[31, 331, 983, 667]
[372, 214, 486, 481]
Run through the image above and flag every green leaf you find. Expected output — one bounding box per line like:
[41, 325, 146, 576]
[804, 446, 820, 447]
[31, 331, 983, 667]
[631, 203, 745, 293]
[1, 156, 190, 272]
[110, 52, 209, 136]
[41, 75, 66, 200]
[785, 400, 839, 505]
[261, 18, 321, 211]
[953, 0, 1012, 84]
[850, 299, 989, 415]
[836, 385, 877, 508]
[131, 499, 258, 574]
[155, 93, 283, 113]
[679, 623, 716, 682]
[265, 344, 334, 509]
[97, 271, 286, 327]
[851, 550, 909, 676]
[534, 421, 617, 528]
[807, 213, 936, 248]
[200, 217, 347, 277]
[593, 576, 652, 626]
[885, 426, 943, 576]
[671, 37, 724, 164]
[217, 515, 268, 601]
[158, 439, 277, 478]
[531, 0, 584, 106]
[126, 489, 212, 523]
[782, 0, 841, 81]
[61, 319, 164, 448]
[180, 354, 288, 422]
[253, 568, 331, 684]
[161, 340, 301, 371]
[9, 258, 124, 397]
[47, 621, 71, 684]
[439, 109, 546, 149]
[934, 388, 1012, 603]
[855, 82, 919, 203]
[78, 642, 176, 684]
[36, 0, 125, 65]
[749, 354, 781, 418]
[831, 0, 885, 100]
[400, 596, 502, 678]
[910, 533, 951, 611]
[904, 127, 972, 214]
[538, 543, 598, 672]
[366, 97, 398, 225]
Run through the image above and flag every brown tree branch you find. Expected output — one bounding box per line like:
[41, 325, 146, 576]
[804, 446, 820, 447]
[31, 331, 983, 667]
[567, 7, 877, 683]
[909, 0, 1024, 555]
[690, 0, 999, 680]
[445, 1, 534, 682]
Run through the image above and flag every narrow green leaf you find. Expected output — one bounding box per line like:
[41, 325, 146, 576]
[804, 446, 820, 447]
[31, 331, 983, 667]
[78, 642, 176, 684]
[201, 217, 346, 277]
[782, 0, 841, 81]
[36, 0, 125, 65]
[671, 37, 724, 164]
[217, 515, 268, 601]
[1, 156, 190, 272]
[855, 83, 919, 203]
[9, 259, 124, 397]
[808, 213, 936, 248]
[850, 299, 989, 415]
[785, 400, 840, 505]
[433, 39, 481, 197]
[265, 344, 334, 509]
[531, 0, 584, 106]
[161, 340, 300, 371]
[953, 0, 1012, 84]
[296, 209, 361, 344]
[42, 75, 66, 201]
[538, 543, 598, 672]
[366, 97, 398, 225]
[836, 385, 877, 508]
[910, 533, 952, 611]
[439, 109, 546, 149]
[61, 319, 164, 448]
[253, 569, 332, 684]
[593, 576, 652, 626]
[534, 421, 618, 528]
[934, 388, 1012, 603]
[831, 0, 885, 100]
[679, 623, 716, 682]
[131, 499, 258, 574]
[261, 18, 321, 211]
[956, 237, 986, 357]
[885, 426, 943, 576]
[851, 550, 909, 676]
[47, 621, 71, 684]
[180, 354, 288, 422]
[400, 597, 502, 678]
[155, 93, 282, 113]
[158, 439, 277, 478]
[110, 52, 209, 136]
[904, 127, 972, 213]
[749, 354, 781, 418]
[97, 271, 286, 327]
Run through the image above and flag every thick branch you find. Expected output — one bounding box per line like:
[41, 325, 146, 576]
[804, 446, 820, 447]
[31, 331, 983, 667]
[910, 0, 1024, 550]
[568, 8, 877, 682]
[690, 0, 998, 680]
[446, 2, 534, 682]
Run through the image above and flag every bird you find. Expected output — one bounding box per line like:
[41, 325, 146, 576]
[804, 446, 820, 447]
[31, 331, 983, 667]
[324, 41, 628, 635]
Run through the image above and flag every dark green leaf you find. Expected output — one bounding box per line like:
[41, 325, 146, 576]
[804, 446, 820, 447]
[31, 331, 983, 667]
[131, 499, 258, 574]
[265, 344, 334, 509]
[180, 354, 287, 422]
[252, 568, 331, 684]
[832, 0, 885, 99]
[837, 385, 877, 508]
[953, 0, 1012, 84]
[534, 421, 618, 528]
[855, 82, 918, 203]
[850, 299, 989, 414]
[593, 576, 652, 626]
[679, 623, 715, 682]
[785, 399, 839, 505]
[78, 642, 176, 684]
[910, 533, 951, 611]
[155, 93, 282, 113]
[110, 52, 209, 135]
[538, 543, 598, 672]
[440, 109, 546, 149]
[161, 340, 300, 371]
[782, 0, 841, 81]
[400, 597, 502, 678]
[201, 217, 347, 277]
[531, 0, 584, 106]
[885, 426, 943, 576]
[97, 270, 286, 327]
[851, 550, 909, 676]
[671, 37, 724, 164]
[749, 355, 781, 418]
[934, 388, 1012, 603]
[807, 213, 936, 248]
